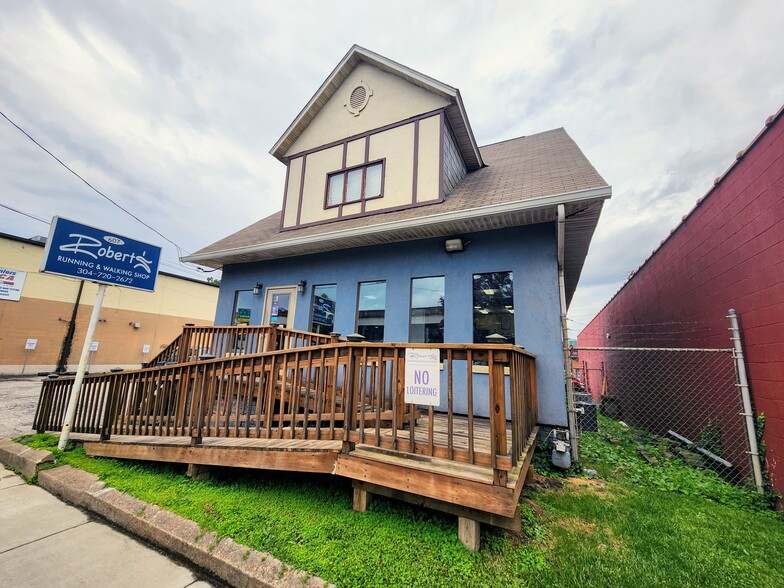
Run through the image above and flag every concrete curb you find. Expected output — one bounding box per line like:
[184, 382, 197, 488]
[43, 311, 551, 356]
[0, 438, 55, 478]
[36, 466, 333, 588]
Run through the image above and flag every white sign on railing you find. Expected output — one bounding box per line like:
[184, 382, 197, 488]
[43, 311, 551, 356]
[404, 348, 441, 406]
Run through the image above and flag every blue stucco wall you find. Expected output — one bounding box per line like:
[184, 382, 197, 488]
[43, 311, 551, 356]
[215, 223, 567, 427]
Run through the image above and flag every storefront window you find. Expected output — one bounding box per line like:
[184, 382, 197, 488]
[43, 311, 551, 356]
[232, 290, 253, 325]
[310, 284, 337, 334]
[410, 276, 444, 343]
[472, 272, 515, 344]
[357, 281, 386, 342]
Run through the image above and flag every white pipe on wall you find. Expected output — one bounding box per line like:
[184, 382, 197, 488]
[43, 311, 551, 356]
[557, 204, 579, 462]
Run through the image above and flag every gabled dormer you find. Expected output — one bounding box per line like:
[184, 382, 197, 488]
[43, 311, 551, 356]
[271, 45, 483, 231]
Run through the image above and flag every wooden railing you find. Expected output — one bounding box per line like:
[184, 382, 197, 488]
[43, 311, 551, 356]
[145, 324, 334, 366]
[35, 342, 536, 484]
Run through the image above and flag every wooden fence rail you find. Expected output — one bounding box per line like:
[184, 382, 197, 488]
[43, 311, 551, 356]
[144, 324, 334, 366]
[35, 342, 536, 483]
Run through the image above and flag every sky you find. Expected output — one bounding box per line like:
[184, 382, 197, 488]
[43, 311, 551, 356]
[1, 1, 782, 334]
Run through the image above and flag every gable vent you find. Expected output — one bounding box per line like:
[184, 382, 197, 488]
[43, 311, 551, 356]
[344, 81, 373, 116]
[350, 86, 366, 109]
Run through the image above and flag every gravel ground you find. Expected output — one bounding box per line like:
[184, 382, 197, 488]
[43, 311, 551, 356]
[0, 376, 44, 438]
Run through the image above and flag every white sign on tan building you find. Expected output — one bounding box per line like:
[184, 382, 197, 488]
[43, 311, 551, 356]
[0, 267, 26, 301]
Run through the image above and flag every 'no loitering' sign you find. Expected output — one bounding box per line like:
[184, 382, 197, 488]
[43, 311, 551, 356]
[404, 348, 441, 406]
[41, 217, 162, 292]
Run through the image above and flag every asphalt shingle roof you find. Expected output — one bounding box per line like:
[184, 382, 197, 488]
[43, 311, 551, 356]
[191, 127, 607, 260]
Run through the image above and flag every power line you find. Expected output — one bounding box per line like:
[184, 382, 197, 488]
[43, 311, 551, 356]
[0, 109, 193, 259]
[1, 202, 215, 278]
[0, 202, 49, 224]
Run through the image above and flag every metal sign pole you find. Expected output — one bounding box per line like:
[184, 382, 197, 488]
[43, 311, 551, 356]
[58, 284, 107, 450]
[21, 349, 31, 375]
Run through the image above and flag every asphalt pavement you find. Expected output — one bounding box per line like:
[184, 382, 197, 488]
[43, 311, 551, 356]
[0, 375, 43, 438]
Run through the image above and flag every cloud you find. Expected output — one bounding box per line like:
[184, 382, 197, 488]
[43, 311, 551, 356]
[1, 0, 782, 306]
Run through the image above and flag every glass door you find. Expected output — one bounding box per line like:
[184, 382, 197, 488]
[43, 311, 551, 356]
[262, 286, 298, 328]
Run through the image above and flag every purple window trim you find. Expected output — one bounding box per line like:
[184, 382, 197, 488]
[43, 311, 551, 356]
[279, 160, 293, 231]
[439, 111, 445, 200]
[282, 108, 445, 163]
[278, 196, 444, 233]
[362, 136, 370, 213]
[295, 153, 307, 227]
[281, 109, 447, 232]
[323, 159, 386, 210]
[412, 119, 420, 204]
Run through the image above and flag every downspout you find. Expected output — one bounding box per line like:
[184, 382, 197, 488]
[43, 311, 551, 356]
[557, 204, 579, 462]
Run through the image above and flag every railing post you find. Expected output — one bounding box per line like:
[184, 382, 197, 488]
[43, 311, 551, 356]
[488, 348, 508, 486]
[100, 377, 122, 441]
[191, 366, 208, 445]
[179, 327, 192, 363]
[342, 346, 357, 454]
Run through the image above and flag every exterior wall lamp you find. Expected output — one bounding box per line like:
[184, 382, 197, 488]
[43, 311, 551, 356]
[253, 283, 263, 296]
[297, 279, 308, 293]
[445, 238, 469, 253]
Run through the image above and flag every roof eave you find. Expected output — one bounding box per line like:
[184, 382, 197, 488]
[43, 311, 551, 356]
[183, 185, 611, 269]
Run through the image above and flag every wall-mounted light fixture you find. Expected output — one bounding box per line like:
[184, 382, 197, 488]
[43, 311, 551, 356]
[297, 279, 307, 293]
[444, 238, 466, 253]
[253, 282, 263, 296]
[128, 322, 141, 329]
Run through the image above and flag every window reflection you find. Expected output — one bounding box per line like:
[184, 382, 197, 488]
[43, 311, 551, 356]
[410, 276, 444, 343]
[472, 272, 514, 344]
[357, 281, 386, 342]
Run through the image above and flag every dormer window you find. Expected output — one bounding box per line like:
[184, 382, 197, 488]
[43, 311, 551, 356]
[325, 160, 384, 208]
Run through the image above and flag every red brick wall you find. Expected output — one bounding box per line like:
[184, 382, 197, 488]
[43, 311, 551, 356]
[579, 112, 784, 496]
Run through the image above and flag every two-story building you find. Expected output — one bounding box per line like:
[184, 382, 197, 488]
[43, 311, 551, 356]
[185, 45, 610, 431]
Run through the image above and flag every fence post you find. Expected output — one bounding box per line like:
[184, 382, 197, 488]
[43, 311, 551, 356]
[727, 309, 764, 494]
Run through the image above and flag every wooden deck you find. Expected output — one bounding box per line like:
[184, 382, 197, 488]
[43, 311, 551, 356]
[35, 326, 539, 550]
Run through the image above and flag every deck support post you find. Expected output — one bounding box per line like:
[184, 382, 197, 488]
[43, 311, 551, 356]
[458, 517, 480, 551]
[525, 463, 536, 485]
[186, 463, 212, 481]
[352, 483, 372, 512]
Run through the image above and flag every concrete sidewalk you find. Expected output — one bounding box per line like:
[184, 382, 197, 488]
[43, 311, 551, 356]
[0, 467, 215, 588]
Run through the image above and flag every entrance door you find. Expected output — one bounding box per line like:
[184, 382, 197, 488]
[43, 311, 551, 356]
[262, 286, 298, 328]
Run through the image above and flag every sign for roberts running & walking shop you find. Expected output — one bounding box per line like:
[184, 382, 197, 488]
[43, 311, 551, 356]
[41, 217, 162, 292]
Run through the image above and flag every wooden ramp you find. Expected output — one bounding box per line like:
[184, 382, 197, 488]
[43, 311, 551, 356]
[36, 329, 539, 551]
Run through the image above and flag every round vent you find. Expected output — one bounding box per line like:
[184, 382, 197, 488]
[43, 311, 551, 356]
[344, 81, 373, 116]
[350, 86, 367, 110]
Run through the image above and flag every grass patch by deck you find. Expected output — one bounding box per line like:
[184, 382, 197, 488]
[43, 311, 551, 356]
[17, 431, 784, 587]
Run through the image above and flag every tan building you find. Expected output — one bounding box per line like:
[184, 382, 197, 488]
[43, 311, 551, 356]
[0, 232, 218, 374]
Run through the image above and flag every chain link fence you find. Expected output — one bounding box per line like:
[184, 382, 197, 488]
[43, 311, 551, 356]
[572, 345, 756, 487]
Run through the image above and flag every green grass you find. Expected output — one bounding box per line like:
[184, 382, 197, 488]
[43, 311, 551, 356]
[16, 432, 784, 587]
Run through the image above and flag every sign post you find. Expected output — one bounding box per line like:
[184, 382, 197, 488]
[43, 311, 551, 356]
[40, 217, 161, 451]
[21, 338, 37, 375]
[58, 284, 106, 449]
